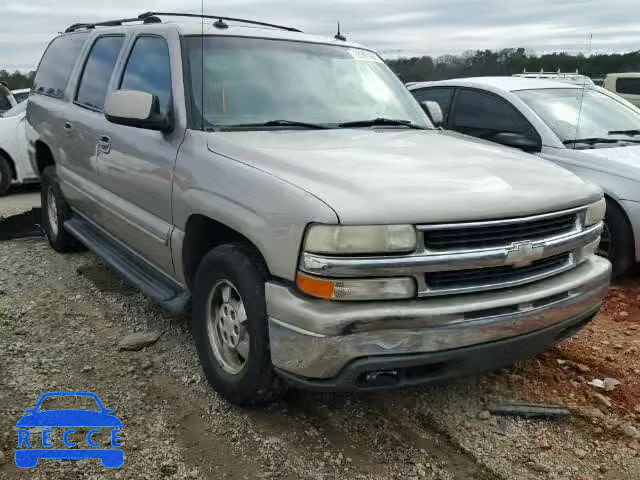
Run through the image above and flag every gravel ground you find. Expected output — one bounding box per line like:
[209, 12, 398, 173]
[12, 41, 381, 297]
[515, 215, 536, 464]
[0, 205, 639, 480]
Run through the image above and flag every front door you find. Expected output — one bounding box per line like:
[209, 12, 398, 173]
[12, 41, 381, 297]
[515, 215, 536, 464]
[96, 33, 182, 275]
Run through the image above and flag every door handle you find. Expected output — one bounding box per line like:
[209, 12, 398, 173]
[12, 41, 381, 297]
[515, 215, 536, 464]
[98, 135, 111, 154]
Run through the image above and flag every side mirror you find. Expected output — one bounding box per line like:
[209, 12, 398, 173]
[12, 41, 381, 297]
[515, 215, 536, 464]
[493, 132, 541, 152]
[104, 90, 172, 132]
[421, 101, 444, 127]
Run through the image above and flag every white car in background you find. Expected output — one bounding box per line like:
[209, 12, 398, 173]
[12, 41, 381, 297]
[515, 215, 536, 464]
[409, 77, 640, 276]
[0, 101, 38, 195]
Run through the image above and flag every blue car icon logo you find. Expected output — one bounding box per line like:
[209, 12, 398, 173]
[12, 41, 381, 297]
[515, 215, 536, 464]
[15, 391, 123, 468]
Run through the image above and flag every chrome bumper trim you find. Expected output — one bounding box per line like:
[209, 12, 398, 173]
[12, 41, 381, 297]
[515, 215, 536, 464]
[267, 256, 610, 379]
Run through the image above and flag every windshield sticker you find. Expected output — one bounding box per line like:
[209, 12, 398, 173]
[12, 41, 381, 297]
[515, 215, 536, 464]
[349, 49, 383, 63]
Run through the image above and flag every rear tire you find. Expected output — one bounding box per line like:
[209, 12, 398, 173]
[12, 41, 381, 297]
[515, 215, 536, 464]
[0, 153, 12, 196]
[40, 166, 85, 252]
[598, 199, 634, 277]
[192, 243, 284, 405]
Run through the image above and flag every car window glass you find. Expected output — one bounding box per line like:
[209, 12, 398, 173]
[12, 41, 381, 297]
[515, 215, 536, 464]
[14, 92, 29, 103]
[0, 95, 11, 111]
[616, 78, 640, 95]
[76, 36, 125, 111]
[120, 36, 172, 118]
[412, 87, 454, 122]
[33, 33, 88, 99]
[453, 89, 532, 138]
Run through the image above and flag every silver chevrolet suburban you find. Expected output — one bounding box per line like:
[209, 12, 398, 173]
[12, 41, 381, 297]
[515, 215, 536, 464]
[27, 12, 611, 404]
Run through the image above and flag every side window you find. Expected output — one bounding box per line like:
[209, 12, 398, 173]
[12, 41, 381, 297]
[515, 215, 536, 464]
[452, 89, 533, 139]
[0, 95, 11, 111]
[616, 78, 640, 96]
[33, 33, 88, 98]
[76, 36, 125, 111]
[120, 36, 172, 118]
[412, 87, 454, 122]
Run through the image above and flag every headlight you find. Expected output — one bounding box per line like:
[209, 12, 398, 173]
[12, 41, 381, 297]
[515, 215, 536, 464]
[585, 198, 606, 226]
[296, 273, 416, 300]
[303, 224, 417, 254]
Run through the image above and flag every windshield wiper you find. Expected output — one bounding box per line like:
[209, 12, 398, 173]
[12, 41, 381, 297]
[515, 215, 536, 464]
[220, 119, 329, 130]
[338, 118, 427, 129]
[608, 129, 640, 136]
[563, 137, 640, 146]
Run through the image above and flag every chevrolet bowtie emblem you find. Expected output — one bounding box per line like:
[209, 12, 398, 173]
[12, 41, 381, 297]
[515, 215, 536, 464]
[506, 241, 545, 267]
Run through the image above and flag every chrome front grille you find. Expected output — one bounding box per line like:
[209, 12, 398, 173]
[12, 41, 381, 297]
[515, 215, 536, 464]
[426, 253, 573, 295]
[299, 206, 603, 298]
[422, 213, 577, 251]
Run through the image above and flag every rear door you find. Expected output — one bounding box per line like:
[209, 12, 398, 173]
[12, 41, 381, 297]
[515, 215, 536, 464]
[95, 30, 183, 275]
[63, 34, 126, 220]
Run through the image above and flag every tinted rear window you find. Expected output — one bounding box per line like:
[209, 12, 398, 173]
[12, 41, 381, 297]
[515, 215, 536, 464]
[33, 33, 88, 99]
[616, 78, 640, 95]
[76, 36, 125, 111]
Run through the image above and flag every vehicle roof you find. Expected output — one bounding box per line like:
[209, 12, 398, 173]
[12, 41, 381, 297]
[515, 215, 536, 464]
[408, 76, 582, 92]
[62, 19, 368, 51]
[605, 72, 640, 78]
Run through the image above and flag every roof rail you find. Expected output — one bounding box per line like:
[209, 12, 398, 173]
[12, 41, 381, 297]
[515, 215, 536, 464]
[138, 11, 302, 33]
[65, 15, 161, 33]
[65, 12, 301, 34]
[521, 68, 582, 76]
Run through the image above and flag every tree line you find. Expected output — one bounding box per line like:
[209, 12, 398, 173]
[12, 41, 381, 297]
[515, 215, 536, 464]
[2, 48, 640, 89]
[0, 70, 35, 89]
[386, 48, 640, 83]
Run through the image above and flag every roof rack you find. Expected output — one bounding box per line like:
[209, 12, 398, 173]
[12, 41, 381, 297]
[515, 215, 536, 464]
[519, 68, 583, 76]
[65, 11, 302, 33]
[139, 12, 302, 32]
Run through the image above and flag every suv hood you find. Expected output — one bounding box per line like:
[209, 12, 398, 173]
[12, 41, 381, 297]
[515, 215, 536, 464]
[207, 129, 601, 224]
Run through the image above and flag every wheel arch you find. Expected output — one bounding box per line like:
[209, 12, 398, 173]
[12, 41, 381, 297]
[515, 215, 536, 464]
[34, 140, 55, 175]
[0, 148, 17, 180]
[180, 214, 271, 290]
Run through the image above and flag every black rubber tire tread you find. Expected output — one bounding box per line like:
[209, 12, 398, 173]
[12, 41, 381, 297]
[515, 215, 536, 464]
[192, 242, 285, 405]
[0, 153, 12, 196]
[604, 198, 634, 277]
[40, 166, 85, 253]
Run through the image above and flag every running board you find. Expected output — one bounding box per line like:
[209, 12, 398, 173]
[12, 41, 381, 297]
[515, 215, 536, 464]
[65, 216, 189, 314]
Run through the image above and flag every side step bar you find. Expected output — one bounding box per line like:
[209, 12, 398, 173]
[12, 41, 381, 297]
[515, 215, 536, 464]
[65, 216, 190, 314]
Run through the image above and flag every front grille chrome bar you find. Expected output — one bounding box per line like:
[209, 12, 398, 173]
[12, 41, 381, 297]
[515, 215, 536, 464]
[300, 223, 602, 278]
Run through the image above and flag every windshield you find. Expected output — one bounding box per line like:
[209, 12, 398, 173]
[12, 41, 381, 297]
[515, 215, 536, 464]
[516, 88, 640, 145]
[186, 36, 430, 129]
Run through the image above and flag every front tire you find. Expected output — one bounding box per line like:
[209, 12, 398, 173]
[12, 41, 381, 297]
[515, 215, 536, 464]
[598, 199, 634, 277]
[192, 243, 284, 405]
[40, 166, 85, 252]
[0, 153, 12, 196]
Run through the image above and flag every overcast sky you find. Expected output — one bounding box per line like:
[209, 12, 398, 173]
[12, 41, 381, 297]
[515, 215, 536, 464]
[3, 0, 640, 71]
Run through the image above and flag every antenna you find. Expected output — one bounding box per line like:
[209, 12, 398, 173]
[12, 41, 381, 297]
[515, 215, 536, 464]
[334, 22, 346, 41]
[572, 33, 593, 147]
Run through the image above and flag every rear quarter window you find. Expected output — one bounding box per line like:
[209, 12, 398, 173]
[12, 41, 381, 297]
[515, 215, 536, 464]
[33, 33, 88, 99]
[616, 78, 640, 96]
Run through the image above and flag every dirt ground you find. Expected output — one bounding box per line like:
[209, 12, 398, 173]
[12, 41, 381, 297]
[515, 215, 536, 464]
[0, 200, 639, 480]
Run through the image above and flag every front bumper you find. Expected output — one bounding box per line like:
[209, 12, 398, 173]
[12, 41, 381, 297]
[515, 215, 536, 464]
[267, 256, 610, 387]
